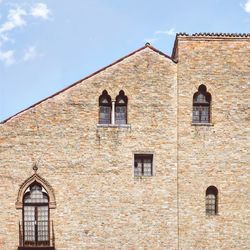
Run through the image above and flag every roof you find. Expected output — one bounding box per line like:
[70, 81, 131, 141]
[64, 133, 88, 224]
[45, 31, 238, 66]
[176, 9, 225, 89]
[1, 44, 175, 124]
[177, 32, 250, 38]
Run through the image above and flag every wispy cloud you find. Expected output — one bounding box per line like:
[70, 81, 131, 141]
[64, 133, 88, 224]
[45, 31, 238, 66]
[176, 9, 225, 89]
[143, 27, 176, 45]
[244, 0, 250, 13]
[0, 50, 15, 65]
[0, 7, 27, 33]
[31, 3, 51, 20]
[154, 28, 175, 36]
[23, 46, 40, 61]
[0, 2, 52, 65]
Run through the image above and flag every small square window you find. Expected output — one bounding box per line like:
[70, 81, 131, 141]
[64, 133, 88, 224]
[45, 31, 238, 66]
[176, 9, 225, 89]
[134, 154, 153, 177]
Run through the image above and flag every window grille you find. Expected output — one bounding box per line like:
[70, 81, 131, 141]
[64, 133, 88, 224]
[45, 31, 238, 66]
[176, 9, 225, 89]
[206, 186, 218, 215]
[23, 183, 50, 245]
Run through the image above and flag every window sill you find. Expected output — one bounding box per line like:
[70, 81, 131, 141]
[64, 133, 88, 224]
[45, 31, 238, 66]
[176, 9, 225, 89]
[133, 175, 153, 178]
[97, 124, 131, 128]
[191, 123, 214, 126]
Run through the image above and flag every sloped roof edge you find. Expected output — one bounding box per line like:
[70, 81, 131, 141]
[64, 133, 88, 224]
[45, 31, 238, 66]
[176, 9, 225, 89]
[1, 44, 175, 124]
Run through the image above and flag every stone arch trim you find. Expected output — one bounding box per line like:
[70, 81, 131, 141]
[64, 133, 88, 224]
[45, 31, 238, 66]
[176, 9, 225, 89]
[16, 173, 56, 209]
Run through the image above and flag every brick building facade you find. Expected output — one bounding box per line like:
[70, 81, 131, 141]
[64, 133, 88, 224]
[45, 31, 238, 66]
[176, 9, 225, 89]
[0, 33, 249, 249]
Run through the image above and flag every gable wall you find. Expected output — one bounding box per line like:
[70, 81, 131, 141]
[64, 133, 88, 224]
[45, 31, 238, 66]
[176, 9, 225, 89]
[0, 48, 178, 249]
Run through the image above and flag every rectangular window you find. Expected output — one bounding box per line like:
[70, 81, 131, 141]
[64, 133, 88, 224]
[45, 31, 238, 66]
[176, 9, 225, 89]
[134, 154, 153, 177]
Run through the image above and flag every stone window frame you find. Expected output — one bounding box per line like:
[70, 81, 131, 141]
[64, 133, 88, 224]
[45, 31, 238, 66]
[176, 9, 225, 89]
[16, 173, 56, 209]
[132, 151, 155, 177]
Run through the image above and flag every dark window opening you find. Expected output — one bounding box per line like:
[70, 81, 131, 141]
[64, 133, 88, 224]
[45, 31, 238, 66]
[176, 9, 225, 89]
[115, 90, 128, 124]
[134, 154, 153, 177]
[206, 186, 218, 215]
[23, 183, 49, 246]
[99, 90, 112, 124]
[192, 85, 211, 123]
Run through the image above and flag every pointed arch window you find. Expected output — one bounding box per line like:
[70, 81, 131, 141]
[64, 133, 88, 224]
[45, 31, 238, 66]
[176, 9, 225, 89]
[23, 182, 49, 246]
[192, 85, 211, 123]
[17, 173, 56, 249]
[99, 90, 112, 124]
[206, 186, 218, 215]
[115, 90, 128, 124]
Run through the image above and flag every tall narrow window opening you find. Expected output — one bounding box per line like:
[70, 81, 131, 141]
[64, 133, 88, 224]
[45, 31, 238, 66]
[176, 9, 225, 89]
[206, 186, 218, 215]
[192, 85, 211, 123]
[99, 90, 112, 124]
[115, 90, 128, 124]
[23, 182, 49, 246]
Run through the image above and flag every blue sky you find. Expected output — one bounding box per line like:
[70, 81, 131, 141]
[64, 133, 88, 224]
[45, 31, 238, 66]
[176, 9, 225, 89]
[0, 0, 250, 121]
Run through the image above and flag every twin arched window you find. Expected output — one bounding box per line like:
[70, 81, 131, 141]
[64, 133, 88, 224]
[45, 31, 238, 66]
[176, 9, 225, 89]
[206, 186, 218, 215]
[193, 85, 211, 123]
[99, 90, 128, 125]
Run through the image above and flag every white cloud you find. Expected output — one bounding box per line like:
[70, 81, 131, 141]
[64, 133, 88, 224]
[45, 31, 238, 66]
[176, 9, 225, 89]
[0, 7, 27, 33]
[0, 33, 11, 46]
[0, 3, 52, 65]
[244, 0, 250, 13]
[31, 3, 51, 19]
[23, 46, 39, 61]
[155, 28, 175, 36]
[0, 50, 15, 65]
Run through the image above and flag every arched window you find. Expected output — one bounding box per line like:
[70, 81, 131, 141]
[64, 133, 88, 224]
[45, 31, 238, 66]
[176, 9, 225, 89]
[192, 85, 211, 123]
[206, 186, 218, 215]
[115, 90, 128, 124]
[99, 90, 112, 124]
[23, 182, 49, 246]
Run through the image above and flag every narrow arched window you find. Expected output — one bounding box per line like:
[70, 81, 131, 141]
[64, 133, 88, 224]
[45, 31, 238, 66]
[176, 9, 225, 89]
[193, 85, 211, 123]
[206, 186, 218, 215]
[99, 90, 112, 124]
[115, 90, 128, 124]
[23, 182, 49, 246]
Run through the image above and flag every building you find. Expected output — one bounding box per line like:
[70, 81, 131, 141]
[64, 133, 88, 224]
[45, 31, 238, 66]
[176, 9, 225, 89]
[0, 33, 249, 250]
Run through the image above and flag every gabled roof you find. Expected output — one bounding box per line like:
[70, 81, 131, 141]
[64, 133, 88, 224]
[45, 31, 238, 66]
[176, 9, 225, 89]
[1, 44, 175, 124]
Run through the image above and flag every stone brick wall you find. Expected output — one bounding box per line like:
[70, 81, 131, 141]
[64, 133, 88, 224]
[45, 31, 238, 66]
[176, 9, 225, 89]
[0, 35, 249, 250]
[0, 48, 178, 249]
[177, 35, 250, 249]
